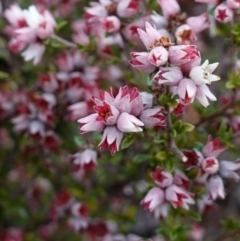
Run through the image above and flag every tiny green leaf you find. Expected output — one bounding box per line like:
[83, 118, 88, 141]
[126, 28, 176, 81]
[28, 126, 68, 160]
[182, 123, 195, 132]
[56, 20, 68, 32]
[188, 211, 202, 221]
[121, 134, 136, 149]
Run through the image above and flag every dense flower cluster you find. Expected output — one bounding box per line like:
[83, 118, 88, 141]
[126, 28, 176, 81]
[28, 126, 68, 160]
[4, 4, 56, 64]
[141, 167, 194, 218]
[129, 21, 220, 107]
[195, 137, 240, 200]
[78, 86, 165, 155]
[85, 0, 139, 33]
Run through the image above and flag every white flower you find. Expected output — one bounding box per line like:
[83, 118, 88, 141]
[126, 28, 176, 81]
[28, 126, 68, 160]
[189, 60, 220, 85]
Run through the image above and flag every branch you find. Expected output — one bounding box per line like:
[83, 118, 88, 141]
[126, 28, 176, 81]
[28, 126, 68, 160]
[214, 229, 240, 241]
[165, 103, 187, 162]
[51, 34, 77, 48]
[195, 99, 240, 128]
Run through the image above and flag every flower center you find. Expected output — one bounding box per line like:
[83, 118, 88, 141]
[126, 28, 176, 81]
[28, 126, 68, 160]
[149, 36, 173, 50]
[95, 102, 113, 122]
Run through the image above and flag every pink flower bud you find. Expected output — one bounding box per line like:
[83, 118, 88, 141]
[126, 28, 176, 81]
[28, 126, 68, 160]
[148, 46, 168, 67]
[202, 136, 226, 158]
[174, 170, 190, 190]
[56, 52, 74, 72]
[117, 0, 139, 18]
[139, 108, 166, 128]
[101, 16, 121, 33]
[177, 78, 197, 105]
[219, 159, 240, 181]
[129, 52, 156, 73]
[168, 45, 201, 66]
[68, 102, 89, 120]
[165, 185, 194, 209]
[180, 54, 201, 75]
[207, 175, 225, 200]
[187, 13, 210, 34]
[78, 113, 105, 134]
[117, 112, 144, 133]
[227, 0, 240, 9]
[214, 4, 233, 23]
[197, 194, 216, 214]
[153, 202, 170, 219]
[188, 224, 205, 241]
[71, 203, 89, 217]
[153, 67, 183, 86]
[99, 126, 124, 155]
[151, 167, 173, 188]
[202, 157, 219, 174]
[140, 187, 165, 211]
[157, 0, 180, 18]
[137, 22, 167, 50]
[80, 149, 98, 171]
[140, 92, 153, 109]
[4, 4, 27, 29]
[8, 38, 26, 53]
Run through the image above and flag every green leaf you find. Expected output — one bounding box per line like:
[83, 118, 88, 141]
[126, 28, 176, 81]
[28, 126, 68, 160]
[169, 97, 178, 108]
[188, 211, 202, 221]
[221, 216, 240, 231]
[132, 154, 150, 163]
[56, 20, 68, 32]
[162, 158, 175, 172]
[182, 123, 195, 132]
[186, 167, 199, 179]
[174, 120, 183, 132]
[50, 40, 64, 48]
[147, 75, 152, 86]
[173, 120, 194, 133]
[226, 72, 240, 89]
[121, 134, 136, 149]
[155, 151, 168, 161]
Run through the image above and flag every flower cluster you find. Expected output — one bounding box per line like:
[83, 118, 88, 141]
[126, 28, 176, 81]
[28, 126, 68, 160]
[11, 90, 59, 149]
[78, 86, 165, 155]
[38, 50, 100, 121]
[85, 0, 139, 33]
[157, 0, 210, 44]
[4, 4, 56, 64]
[33, 0, 79, 17]
[180, 136, 240, 214]
[141, 167, 194, 219]
[129, 22, 220, 107]
[195, 136, 240, 200]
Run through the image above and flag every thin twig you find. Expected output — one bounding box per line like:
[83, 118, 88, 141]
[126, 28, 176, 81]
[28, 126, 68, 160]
[51, 34, 77, 48]
[214, 229, 240, 241]
[165, 96, 187, 162]
[195, 99, 240, 128]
